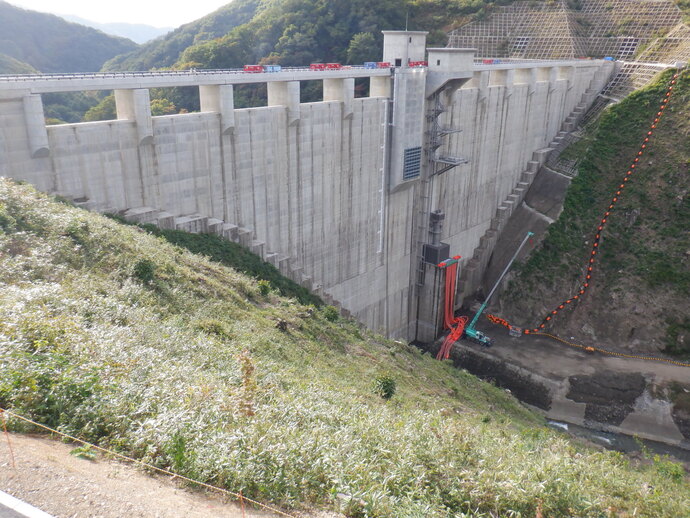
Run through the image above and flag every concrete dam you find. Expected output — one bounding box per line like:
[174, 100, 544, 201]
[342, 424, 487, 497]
[0, 31, 615, 342]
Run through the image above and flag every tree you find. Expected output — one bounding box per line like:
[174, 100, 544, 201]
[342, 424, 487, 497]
[346, 32, 378, 64]
[150, 98, 177, 116]
[83, 94, 116, 122]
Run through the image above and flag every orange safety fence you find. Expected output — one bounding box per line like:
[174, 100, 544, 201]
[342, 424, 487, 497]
[533, 333, 690, 368]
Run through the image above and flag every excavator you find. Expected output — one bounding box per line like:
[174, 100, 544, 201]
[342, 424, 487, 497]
[462, 231, 534, 347]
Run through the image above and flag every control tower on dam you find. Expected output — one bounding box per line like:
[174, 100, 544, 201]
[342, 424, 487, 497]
[0, 32, 615, 342]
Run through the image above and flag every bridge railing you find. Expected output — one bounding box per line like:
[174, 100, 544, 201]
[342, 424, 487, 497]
[472, 58, 604, 65]
[0, 65, 373, 83]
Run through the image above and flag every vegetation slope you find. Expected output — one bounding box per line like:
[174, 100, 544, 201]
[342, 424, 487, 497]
[101, 0, 261, 72]
[500, 69, 690, 356]
[0, 0, 137, 73]
[104, 0, 690, 78]
[0, 52, 37, 74]
[1, 179, 688, 517]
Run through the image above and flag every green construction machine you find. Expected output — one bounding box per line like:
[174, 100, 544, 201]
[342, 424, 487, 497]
[463, 231, 534, 347]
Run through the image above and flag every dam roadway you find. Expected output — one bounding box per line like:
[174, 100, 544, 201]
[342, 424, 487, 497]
[0, 66, 392, 93]
[0, 58, 587, 92]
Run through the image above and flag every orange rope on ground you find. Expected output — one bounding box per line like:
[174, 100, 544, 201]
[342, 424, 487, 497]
[486, 70, 687, 339]
[534, 332, 690, 368]
[437, 263, 468, 360]
[0, 408, 297, 518]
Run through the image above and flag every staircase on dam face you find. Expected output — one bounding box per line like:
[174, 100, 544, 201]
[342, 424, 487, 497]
[457, 89, 597, 305]
[67, 200, 349, 316]
[457, 148, 547, 305]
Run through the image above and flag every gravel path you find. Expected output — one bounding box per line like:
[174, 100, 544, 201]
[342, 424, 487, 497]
[0, 432, 283, 518]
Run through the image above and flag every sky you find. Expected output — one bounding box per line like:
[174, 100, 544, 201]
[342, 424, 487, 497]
[8, 0, 232, 28]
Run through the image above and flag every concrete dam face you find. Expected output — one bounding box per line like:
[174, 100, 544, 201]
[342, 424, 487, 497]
[0, 32, 615, 342]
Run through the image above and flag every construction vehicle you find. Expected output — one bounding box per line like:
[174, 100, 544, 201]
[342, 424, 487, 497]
[463, 231, 534, 347]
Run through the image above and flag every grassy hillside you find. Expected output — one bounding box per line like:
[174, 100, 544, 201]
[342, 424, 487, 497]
[0, 1, 137, 73]
[501, 69, 690, 355]
[111, 217, 323, 307]
[1, 179, 688, 516]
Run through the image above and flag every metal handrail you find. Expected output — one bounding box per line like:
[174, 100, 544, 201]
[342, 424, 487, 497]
[0, 65, 373, 83]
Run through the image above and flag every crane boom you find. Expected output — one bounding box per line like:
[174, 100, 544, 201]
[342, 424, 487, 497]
[464, 231, 534, 346]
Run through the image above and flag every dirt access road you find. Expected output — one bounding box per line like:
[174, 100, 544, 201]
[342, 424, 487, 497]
[0, 432, 336, 518]
[444, 318, 690, 448]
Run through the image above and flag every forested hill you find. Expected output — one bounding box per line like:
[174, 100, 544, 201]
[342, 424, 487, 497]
[103, 0, 504, 72]
[0, 52, 38, 75]
[0, 1, 137, 73]
[102, 0, 261, 71]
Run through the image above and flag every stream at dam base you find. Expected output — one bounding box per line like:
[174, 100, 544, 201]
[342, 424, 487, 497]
[546, 420, 690, 468]
[418, 329, 690, 469]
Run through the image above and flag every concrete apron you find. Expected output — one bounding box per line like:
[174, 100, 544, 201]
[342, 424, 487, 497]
[420, 329, 690, 451]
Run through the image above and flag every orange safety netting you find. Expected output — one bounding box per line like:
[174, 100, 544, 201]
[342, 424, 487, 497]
[436, 263, 469, 360]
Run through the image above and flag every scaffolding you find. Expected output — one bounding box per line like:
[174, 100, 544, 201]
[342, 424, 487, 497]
[448, 1, 583, 59]
[636, 23, 690, 63]
[600, 62, 669, 100]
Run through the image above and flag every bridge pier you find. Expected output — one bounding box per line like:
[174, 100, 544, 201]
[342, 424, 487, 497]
[267, 81, 300, 126]
[370, 76, 391, 97]
[199, 84, 235, 134]
[515, 68, 537, 95]
[537, 66, 558, 85]
[323, 78, 354, 119]
[22, 94, 50, 158]
[114, 88, 153, 145]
